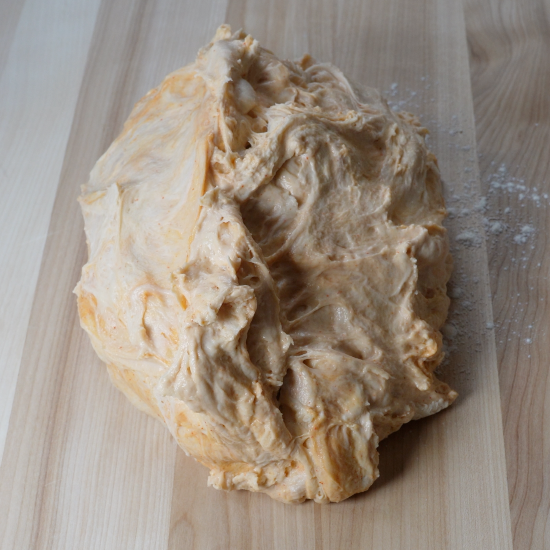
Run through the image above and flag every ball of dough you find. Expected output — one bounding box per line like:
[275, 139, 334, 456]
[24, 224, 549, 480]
[76, 25, 457, 503]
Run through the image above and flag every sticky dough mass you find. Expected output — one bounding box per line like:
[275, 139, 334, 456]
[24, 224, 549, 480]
[75, 25, 457, 503]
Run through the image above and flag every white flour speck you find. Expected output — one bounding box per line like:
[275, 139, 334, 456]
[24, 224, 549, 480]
[513, 224, 535, 244]
[456, 230, 482, 247]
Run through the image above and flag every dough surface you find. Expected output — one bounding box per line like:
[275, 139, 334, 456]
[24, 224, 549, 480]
[76, 25, 457, 503]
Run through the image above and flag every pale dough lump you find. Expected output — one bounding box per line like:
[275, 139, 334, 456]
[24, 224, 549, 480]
[75, 25, 457, 503]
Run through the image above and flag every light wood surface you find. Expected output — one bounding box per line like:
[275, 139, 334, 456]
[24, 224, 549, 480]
[465, 0, 550, 548]
[0, 0, 546, 548]
[0, 0, 102, 459]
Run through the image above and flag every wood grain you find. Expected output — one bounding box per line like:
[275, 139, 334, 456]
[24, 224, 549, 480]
[0, 0, 26, 80]
[465, 0, 550, 548]
[0, 0, 102, 460]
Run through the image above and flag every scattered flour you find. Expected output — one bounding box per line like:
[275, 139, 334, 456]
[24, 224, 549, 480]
[383, 78, 539, 367]
[513, 224, 535, 244]
[456, 230, 482, 247]
[488, 221, 505, 234]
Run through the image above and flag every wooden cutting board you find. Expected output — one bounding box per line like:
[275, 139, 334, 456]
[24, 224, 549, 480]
[0, 0, 516, 548]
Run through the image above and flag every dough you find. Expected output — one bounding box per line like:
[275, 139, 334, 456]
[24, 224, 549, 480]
[75, 25, 457, 503]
